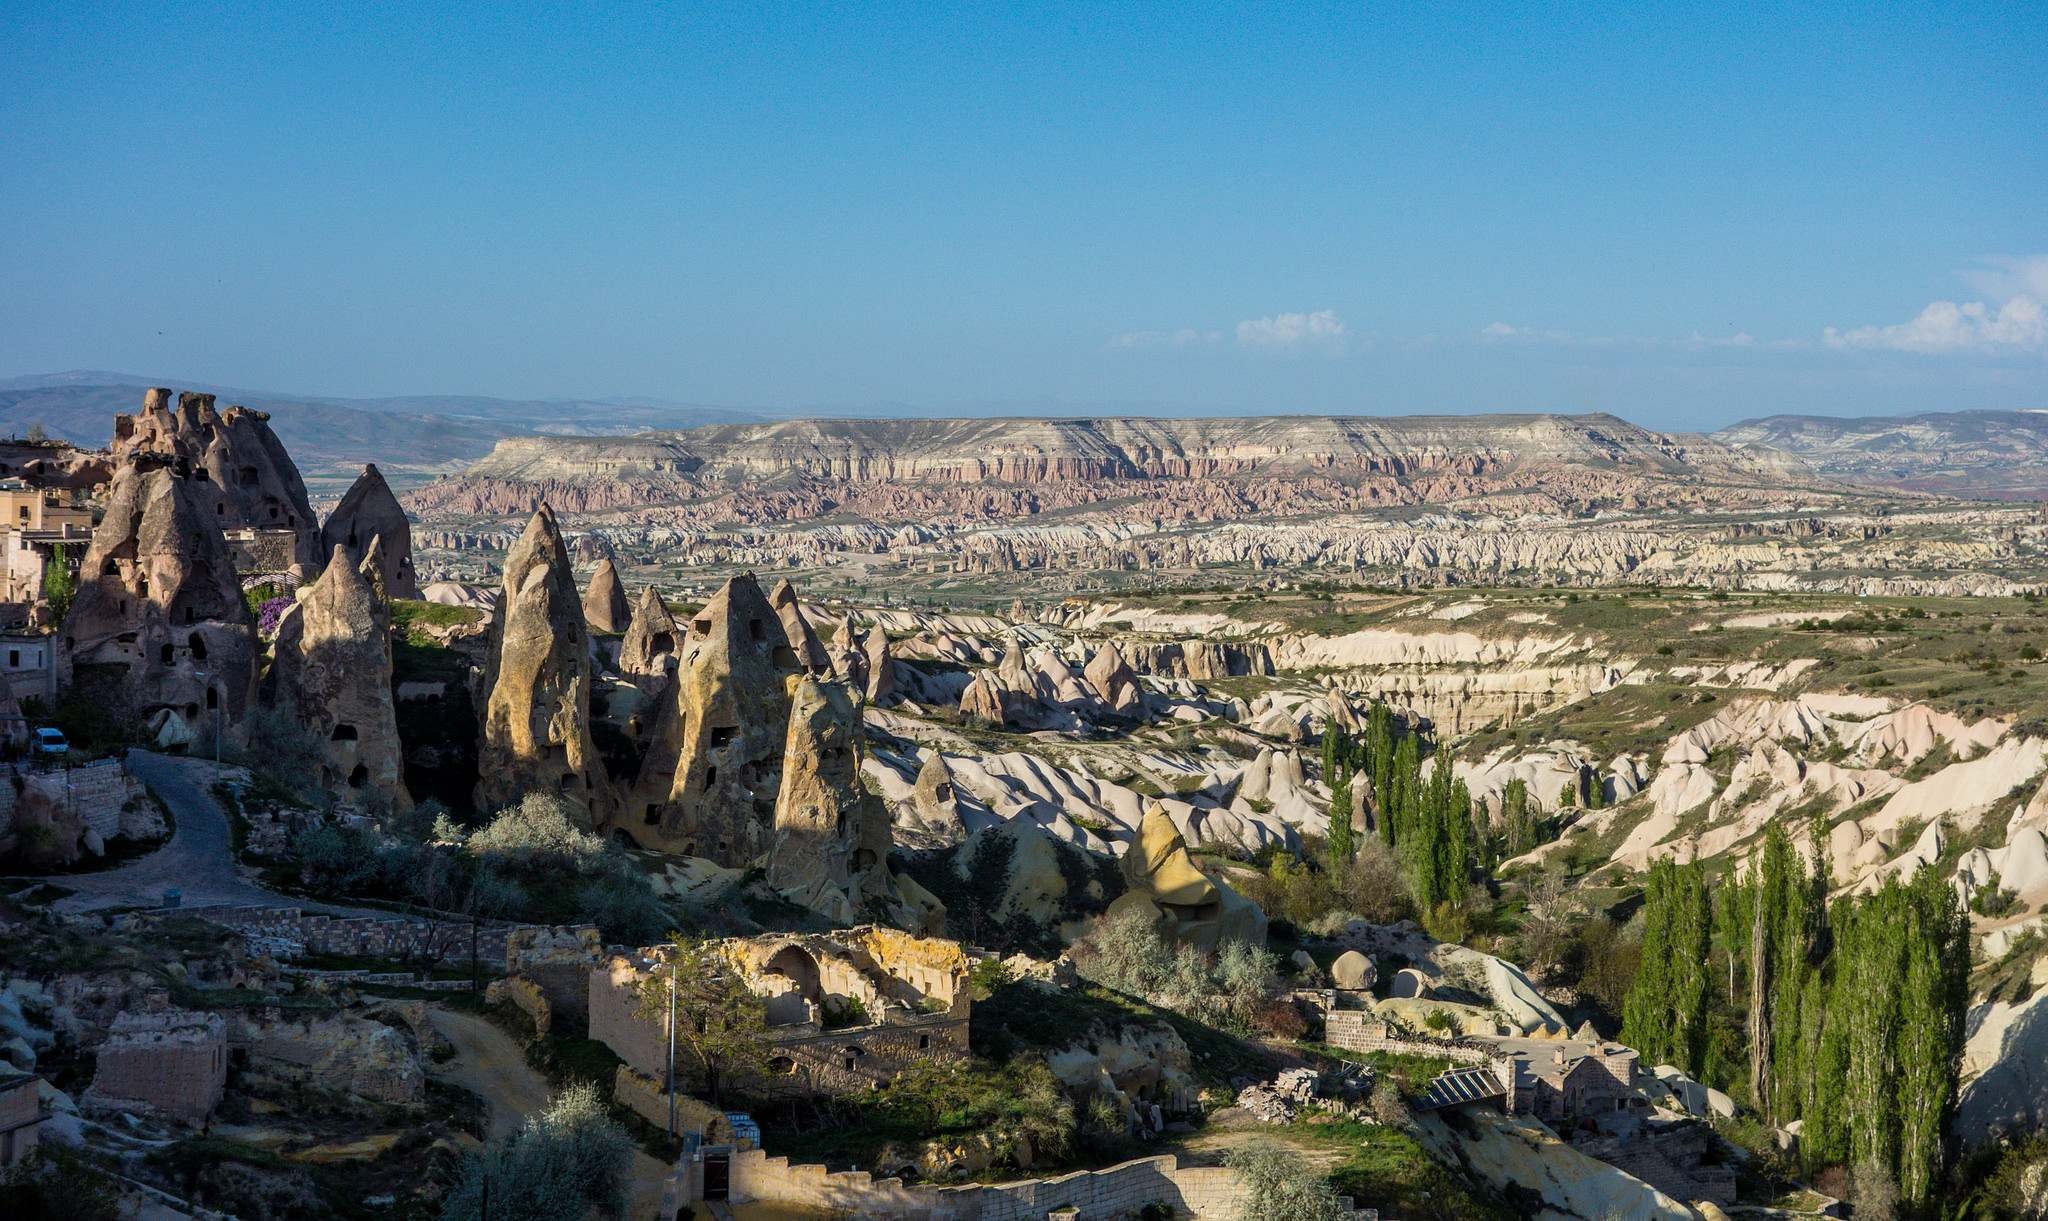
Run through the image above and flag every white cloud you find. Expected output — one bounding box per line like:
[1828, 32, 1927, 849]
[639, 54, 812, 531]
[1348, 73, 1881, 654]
[1235, 310, 1346, 350]
[1960, 254, 2048, 303]
[1824, 254, 2048, 354]
[1108, 327, 1221, 350]
[1823, 295, 2046, 354]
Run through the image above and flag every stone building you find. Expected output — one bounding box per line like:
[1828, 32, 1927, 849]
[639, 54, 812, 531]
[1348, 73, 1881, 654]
[1491, 1037, 1647, 1125]
[589, 927, 972, 1107]
[0, 480, 92, 604]
[0, 1071, 46, 1168]
[84, 1009, 228, 1123]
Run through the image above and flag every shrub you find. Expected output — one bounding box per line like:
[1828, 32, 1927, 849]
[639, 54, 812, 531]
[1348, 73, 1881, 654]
[1224, 1142, 1348, 1221]
[440, 1081, 632, 1221]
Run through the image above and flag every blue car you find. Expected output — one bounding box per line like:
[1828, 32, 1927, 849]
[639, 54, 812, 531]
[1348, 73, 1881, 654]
[32, 727, 68, 756]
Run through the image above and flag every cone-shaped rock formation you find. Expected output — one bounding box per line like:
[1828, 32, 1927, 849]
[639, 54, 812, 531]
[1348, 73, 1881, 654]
[475, 506, 608, 822]
[112, 389, 321, 569]
[266, 545, 410, 811]
[320, 463, 418, 598]
[582, 557, 630, 634]
[59, 458, 258, 753]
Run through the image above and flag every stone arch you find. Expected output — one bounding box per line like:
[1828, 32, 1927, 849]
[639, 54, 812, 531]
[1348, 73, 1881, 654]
[761, 944, 824, 1008]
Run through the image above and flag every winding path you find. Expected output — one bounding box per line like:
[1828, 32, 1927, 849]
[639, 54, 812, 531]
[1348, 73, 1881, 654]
[427, 1008, 673, 1220]
[47, 751, 380, 916]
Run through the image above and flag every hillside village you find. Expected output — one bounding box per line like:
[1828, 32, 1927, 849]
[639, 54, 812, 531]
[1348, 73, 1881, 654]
[0, 389, 2045, 1220]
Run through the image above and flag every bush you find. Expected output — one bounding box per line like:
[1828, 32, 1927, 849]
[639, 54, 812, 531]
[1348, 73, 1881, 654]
[1224, 1142, 1348, 1221]
[1075, 907, 1274, 1035]
[441, 1081, 632, 1221]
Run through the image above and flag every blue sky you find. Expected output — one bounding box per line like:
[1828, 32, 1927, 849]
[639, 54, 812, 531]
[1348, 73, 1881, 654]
[3, 3, 2043, 427]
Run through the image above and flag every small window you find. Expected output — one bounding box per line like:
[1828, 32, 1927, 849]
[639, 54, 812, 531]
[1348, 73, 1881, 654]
[101, 559, 118, 576]
[206, 687, 218, 709]
[703, 765, 718, 787]
[330, 723, 358, 741]
[159, 643, 174, 664]
[644, 803, 661, 826]
[918, 1034, 931, 1051]
[216, 503, 225, 516]
[188, 633, 207, 661]
[6, 650, 16, 668]
[748, 618, 765, 641]
[560, 772, 578, 790]
[348, 765, 368, 788]
[709, 726, 736, 748]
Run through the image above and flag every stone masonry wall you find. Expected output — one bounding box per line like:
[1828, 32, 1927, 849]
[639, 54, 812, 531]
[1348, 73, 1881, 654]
[720, 1150, 1257, 1220]
[84, 1010, 227, 1123]
[1324, 1011, 1490, 1065]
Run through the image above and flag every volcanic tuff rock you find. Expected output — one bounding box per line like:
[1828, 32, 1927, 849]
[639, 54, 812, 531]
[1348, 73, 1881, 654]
[265, 544, 410, 812]
[112, 388, 321, 569]
[1717, 409, 2048, 499]
[616, 583, 680, 690]
[1103, 804, 1265, 953]
[60, 458, 258, 751]
[768, 578, 831, 674]
[320, 463, 419, 598]
[624, 573, 803, 860]
[1083, 642, 1143, 714]
[475, 505, 607, 823]
[906, 751, 967, 844]
[581, 556, 630, 634]
[767, 675, 942, 932]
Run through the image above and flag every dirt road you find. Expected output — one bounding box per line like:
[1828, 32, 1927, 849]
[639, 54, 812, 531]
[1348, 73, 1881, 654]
[427, 1007, 674, 1219]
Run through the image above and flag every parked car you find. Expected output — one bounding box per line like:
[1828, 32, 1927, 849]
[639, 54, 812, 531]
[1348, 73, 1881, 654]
[32, 727, 68, 756]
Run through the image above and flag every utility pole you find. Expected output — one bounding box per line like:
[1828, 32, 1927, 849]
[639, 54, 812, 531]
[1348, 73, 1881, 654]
[666, 953, 678, 1137]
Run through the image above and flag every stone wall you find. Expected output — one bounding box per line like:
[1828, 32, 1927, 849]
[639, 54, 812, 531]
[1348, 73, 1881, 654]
[590, 955, 970, 1097]
[486, 977, 551, 1036]
[178, 904, 518, 967]
[712, 1150, 1266, 1220]
[84, 1010, 227, 1123]
[0, 758, 155, 844]
[1323, 1011, 1490, 1065]
[612, 1065, 732, 1138]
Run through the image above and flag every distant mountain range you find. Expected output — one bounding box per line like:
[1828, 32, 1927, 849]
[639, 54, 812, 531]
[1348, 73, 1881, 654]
[1714, 409, 2048, 499]
[0, 371, 761, 495]
[3, 371, 2043, 502]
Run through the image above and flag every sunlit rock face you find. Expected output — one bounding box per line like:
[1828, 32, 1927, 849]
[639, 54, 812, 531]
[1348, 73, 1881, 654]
[113, 388, 321, 570]
[60, 457, 258, 753]
[321, 463, 419, 599]
[475, 505, 609, 824]
[623, 573, 802, 861]
[266, 544, 410, 813]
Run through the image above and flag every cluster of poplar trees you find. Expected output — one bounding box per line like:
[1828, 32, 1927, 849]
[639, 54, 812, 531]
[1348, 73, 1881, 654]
[1321, 708, 1475, 912]
[1621, 824, 1971, 1211]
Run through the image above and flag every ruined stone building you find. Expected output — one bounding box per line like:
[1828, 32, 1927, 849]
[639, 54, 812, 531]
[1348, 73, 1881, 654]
[58, 457, 258, 752]
[475, 505, 609, 822]
[320, 463, 419, 599]
[589, 927, 971, 1115]
[623, 573, 802, 861]
[111, 389, 321, 571]
[616, 584, 680, 693]
[0, 1071, 46, 1168]
[83, 1009, 228, 1124]
[264, 544, 411, 812]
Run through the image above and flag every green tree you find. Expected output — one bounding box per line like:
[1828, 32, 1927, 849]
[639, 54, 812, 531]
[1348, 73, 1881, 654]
[1622, 858, 1711, 1075]
[1327, 768, 1355, 867]
[1224, 1142, 1348, 1221]
[633, 937, 773, 1106]
[40, 543, 75, 621]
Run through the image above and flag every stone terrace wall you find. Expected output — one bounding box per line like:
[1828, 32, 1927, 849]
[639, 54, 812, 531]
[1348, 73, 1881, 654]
[721, 1150, 1255, 1220]
[1324, 1010, 1490, 1065]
